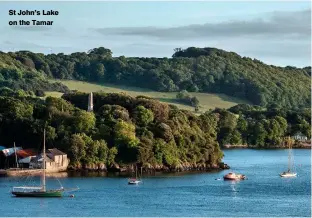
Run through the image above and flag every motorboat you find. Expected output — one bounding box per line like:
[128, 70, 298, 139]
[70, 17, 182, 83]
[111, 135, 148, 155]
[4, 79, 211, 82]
[223, 172, 246, 181]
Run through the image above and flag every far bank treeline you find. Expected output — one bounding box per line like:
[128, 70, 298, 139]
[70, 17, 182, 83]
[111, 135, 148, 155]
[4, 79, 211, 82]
[0, 47, 310, 109]
[0, 91, 310, 171]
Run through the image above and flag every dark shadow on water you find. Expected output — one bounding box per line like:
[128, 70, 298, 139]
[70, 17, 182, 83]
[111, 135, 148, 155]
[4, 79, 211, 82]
[67, 169, 223, 178]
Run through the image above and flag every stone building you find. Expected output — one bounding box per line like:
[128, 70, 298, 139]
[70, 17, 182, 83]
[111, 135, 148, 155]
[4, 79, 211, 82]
[28, 148, 69, 172]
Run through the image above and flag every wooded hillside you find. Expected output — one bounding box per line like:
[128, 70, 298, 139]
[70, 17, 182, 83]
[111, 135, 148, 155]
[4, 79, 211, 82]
[0, 47, 310, 109]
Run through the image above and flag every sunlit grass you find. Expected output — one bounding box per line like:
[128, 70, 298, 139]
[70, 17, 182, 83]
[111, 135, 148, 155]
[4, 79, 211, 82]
[47, 80, 249, 112]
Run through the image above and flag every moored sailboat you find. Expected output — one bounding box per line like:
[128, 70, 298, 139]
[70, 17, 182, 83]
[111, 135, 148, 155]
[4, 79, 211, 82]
[280, 136, 297, 178]
[128, 165, 141, 185]
[11, 129, 78, 197]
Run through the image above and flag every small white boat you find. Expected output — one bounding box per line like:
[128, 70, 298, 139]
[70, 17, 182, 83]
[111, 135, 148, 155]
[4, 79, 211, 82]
[128, 178, 141, 185]
[128, 165, 142, 185]
[280, 171, 297, 177]
[280, 137, 297, 178]
[223, 172, 246, 181]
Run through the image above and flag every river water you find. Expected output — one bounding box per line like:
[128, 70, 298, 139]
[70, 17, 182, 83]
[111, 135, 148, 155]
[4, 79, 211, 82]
[0, 149, 310, 217]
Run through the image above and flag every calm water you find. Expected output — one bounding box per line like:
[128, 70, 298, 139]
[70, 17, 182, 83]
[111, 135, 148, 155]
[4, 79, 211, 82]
[0, 149, 310, 217]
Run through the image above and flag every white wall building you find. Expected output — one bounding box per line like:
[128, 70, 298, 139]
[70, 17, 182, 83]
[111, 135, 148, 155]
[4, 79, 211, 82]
[292, 132, 308, 142]
[28, 148, 69, 172]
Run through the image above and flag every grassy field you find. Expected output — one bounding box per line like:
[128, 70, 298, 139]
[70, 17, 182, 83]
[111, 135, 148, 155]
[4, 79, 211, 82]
[47, 80, 248, 112]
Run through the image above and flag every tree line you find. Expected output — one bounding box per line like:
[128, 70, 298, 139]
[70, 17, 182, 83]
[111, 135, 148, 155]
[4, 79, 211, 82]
[215, 104, 311, 148]
[0, 89, 309, 170]
[0, 47, 310, 109]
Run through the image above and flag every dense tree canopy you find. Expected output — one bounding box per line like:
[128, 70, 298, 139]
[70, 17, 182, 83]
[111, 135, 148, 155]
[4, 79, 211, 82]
[216, 104, 311, 147]
[0, 91, 223, 169]
[0, 52, 69, 94]
[0, 47, 310, 109]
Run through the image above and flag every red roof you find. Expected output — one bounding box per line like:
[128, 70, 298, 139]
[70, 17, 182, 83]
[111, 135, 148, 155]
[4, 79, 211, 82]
[16, 149, 37, 158]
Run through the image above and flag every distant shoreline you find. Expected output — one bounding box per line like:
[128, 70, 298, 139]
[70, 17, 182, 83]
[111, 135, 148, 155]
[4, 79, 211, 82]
[222, 144, 311, 149]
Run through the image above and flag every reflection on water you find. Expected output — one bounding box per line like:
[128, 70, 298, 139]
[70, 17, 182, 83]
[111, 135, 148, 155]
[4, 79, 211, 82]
[68, 171, 108, 177]
[66, 169, 223, 178]
[229, 180, 239, 198]
[46, 172, 68, 178]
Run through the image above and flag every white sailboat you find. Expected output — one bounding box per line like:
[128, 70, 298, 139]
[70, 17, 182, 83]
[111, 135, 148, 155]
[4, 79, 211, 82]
[128, 165, 142, 185]
[280, 136, 297, 178]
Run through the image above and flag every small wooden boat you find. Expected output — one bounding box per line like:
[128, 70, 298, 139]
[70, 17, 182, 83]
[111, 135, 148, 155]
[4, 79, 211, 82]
[223, 172, 246, 181]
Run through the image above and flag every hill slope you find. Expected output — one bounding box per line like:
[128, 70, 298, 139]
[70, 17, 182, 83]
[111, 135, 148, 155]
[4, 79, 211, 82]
[0, 47, 310, 108]
[46, 80, 248, 111]
[0, 52, 69, 94]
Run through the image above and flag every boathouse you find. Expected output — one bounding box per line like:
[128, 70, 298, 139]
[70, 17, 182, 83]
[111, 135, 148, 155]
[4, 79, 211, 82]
[0, 145, 69, 172]
[29, 148, 69, 172]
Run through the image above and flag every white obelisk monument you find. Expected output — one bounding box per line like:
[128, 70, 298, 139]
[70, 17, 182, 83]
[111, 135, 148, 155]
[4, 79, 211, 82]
[88, 92, 93, 112]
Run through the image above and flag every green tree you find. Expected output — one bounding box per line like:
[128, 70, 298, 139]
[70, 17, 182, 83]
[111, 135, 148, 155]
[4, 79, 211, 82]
[114, 119, 139, 148]
[97, 140, 109, 163]
[133, 105, 154, 126]
[91, 63, 105, 80]
[107, 147, 118, 165]
[237, 115, 248, 143]
[0, 97, 33, 119]
[72, 110, 96, 133]
[46, 126, 57, 144]
[229, 130, 243, 145]
[70, 133, 86, 163]
[253, 121, 267, 147]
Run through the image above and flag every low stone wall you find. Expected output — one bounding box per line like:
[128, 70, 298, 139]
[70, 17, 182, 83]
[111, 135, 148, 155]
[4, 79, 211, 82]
[5, 169, 42, 176]
[3, 167, 68, 177]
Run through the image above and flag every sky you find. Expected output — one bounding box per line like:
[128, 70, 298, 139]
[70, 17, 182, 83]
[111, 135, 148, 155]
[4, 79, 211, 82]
[0, 1, 310, 67]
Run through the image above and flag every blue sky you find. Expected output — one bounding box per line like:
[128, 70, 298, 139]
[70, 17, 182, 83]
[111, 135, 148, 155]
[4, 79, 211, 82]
[0, 1, 310, 67]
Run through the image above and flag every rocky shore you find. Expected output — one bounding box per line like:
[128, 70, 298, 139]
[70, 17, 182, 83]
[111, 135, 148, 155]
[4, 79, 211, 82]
[1, 162, 230, 177]
[68, 162, 230, 174]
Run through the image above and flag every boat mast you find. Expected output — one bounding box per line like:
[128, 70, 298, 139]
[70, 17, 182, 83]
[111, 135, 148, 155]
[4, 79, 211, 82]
[287, 136, 292, 172]
[141, 167, 143, 178]
[13, 142, 19, 168]
[42, 129, 46, 192]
